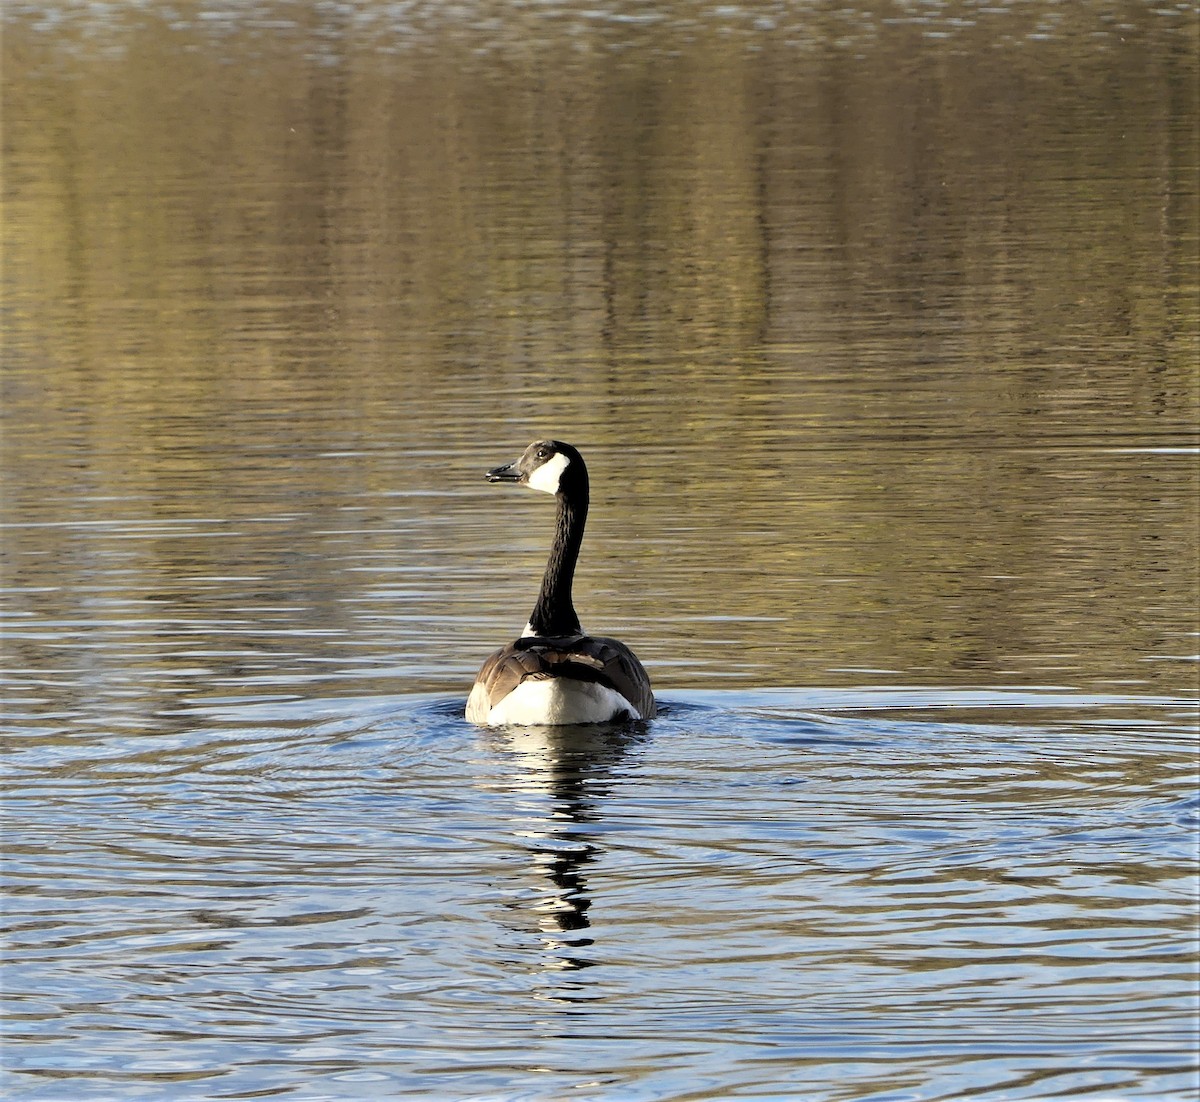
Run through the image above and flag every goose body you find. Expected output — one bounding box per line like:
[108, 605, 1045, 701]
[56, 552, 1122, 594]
[466, 440, 655, 727]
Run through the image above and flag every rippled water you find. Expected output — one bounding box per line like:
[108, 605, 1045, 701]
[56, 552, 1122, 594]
[5, 691, 1197, 1099]
[3, 1, 1199, 1099]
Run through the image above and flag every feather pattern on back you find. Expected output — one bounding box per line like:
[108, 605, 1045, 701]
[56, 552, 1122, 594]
[466, 634, 654, 725]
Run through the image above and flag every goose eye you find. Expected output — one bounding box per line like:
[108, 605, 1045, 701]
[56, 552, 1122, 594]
[535, 447, 550, 460]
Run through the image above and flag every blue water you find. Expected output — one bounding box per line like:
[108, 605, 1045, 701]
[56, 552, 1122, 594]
[4, 687, 1195, 1100]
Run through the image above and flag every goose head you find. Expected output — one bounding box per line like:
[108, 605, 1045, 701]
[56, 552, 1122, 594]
[486, 440, 587, 497]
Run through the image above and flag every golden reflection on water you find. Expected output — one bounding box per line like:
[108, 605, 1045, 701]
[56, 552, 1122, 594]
[2, 2, 1197, 705]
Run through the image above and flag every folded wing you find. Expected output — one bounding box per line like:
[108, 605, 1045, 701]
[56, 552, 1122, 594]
[467, 634, 654, 724]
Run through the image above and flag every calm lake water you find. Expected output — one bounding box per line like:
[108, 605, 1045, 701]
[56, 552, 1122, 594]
[3, 2, 1199, 1100]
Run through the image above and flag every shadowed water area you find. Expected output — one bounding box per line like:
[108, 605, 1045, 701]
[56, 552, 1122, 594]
[2, 2, 1198, 1099]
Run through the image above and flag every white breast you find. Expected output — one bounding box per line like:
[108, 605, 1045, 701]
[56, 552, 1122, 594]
[484, 677, 637, 726]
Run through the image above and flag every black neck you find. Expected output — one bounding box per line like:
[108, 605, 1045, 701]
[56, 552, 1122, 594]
[528, 487, 588, 637]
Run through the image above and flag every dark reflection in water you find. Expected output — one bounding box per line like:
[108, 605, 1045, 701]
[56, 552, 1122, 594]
[482, 724, 645, 969]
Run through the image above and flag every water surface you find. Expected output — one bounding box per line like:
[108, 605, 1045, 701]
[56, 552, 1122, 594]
[2, 2, 1198, 1099]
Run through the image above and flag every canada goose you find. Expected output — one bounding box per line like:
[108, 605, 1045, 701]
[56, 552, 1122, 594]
[466, 440, 655, 726]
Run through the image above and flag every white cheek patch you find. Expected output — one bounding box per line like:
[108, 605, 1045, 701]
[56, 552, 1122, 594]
[527, 452, 569, 495]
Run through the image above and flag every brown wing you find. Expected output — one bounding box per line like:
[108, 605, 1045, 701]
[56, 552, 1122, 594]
[579, 636, 656, 720]
[467, 635, 655, 722]
[467, 645, 548, 721]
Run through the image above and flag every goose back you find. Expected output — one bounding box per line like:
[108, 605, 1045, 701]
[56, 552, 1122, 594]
[466, 634, 654, 725]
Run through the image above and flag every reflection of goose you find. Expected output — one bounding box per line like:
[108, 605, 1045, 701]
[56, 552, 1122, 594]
[483, 723, 643, 969]
[466, 440, 655, 727]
